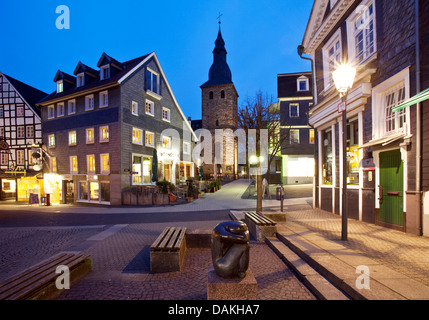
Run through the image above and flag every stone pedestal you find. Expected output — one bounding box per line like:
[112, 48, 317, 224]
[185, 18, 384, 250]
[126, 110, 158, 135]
[207, 266, 258, 300]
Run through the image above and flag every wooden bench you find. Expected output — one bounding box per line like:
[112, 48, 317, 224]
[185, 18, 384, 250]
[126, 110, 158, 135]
[244, 211, 277, 242]
[0, 252, 91, 300]
[150, 227, 187, 272]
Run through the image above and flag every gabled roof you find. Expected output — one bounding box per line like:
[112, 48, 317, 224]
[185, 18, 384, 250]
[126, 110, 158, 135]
[97, 52, 124, 70]
[1, 72, 48, 117]
[73, 61, 98, 77]
[53, 70, 76, 84]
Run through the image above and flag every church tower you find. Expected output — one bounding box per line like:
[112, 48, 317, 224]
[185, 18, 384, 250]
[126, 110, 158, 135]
[201, 24, 239, 179]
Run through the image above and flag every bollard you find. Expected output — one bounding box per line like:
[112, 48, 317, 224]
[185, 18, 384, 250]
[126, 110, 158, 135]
[46, 194, 51, 206]
[276, 186, 285, 212]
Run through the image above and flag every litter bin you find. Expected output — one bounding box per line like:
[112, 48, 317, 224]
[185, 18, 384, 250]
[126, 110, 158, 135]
[46, 194, 51, 206]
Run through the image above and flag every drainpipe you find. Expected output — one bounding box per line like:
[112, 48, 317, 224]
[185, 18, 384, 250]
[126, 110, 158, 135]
[415, 0, 422, 235]
[298, 45, 318, 208]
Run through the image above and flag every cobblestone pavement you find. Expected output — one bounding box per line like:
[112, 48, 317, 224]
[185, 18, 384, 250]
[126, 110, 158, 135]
[284, 208, 429, 288]
[54, 222, 316, 300]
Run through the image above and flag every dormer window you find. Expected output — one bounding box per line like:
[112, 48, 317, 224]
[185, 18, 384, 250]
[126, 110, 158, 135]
[77, 73, 85, 87]
[56, 80, 63, 93]
[100, 65, 110, 80]
[297, 76, 309, 92]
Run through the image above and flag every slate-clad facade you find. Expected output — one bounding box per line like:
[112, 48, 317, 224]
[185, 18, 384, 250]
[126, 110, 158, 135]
[302, 0, 426, 235]
[0, 73, 47, 202]
[38, 52, 196, 205]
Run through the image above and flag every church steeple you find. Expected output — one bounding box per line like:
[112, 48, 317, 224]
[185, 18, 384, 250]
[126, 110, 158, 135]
[201, 25, 233, 88]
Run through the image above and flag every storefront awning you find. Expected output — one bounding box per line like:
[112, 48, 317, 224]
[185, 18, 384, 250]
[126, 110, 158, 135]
[392, 87, 429, 112]
[358, 133, 408, 149]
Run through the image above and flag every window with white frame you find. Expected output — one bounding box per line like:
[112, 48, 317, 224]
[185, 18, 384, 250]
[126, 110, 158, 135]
[347, 1, 376, 65]
[26, 126, 34, 138]
[99, 126, 109, 143]
[87, 154, 96, 173]
[0, 151, 7, 165]
[162, 107, 170, 122]
[146, 68, 159, 95]
[86, 128, 95, 144]
[68, 99, 76, 114]
[145, 99, 154, 116]
[77, 73, 85, 87]
[16, 150, 24, 165]
[48, 105, 55, 119]
[0, 127, 4, 138]
[290, 129, 300, 144]
[145, 131, 154, 147]
[162, 136, 171, 149]
[100, 65, 110, 80]
[17, 126, 25, 138]
[100, 153, 110, 174]
[323, 29, 342, 90]
[48, 134, 55, 147]
[99, 91, 108, 107]
[56, 80, 63, 93]
[57, 102, 65, 117]
[131, 101, 138, 116]
[16, 106, 24, 117]
[132, 128, 143, 145]
[183, 141, 191, 154]
[69, 131, 77, 145]
[70, 156, 78, 173]
[297, 76, 309, 92]
[289, 104, 299, 118]
[85, 94, 94, 111]
[372, 68, 410, 139]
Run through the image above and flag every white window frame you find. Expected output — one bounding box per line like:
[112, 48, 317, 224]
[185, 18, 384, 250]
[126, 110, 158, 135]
[16, 150, 25, 165]
[16, 106, 24, 117]
[48, 105, 55, 119]
[26, 126, 34, 138]
[48, 134, 55, 147]
[87, 154, 96, 173]
[346, 0, 376, 66]
[132, 127, 143, 145]
[183, 141, 191, 154]
[86, 128, 95, 144]
[289, 103, 299, 118]
[131, 101, 139, 116]
[162, 136, 172, 149]
[68, 99, 76, 114]
[371, 67, 410, 140]
[99, 90, 108, 108]
[145, 99, 154, 116]
[290, 129, 300, 144]
[146, 68, 160, 95]
[0, 151, 7, 165]
[100, 153, 110, 174]
[99, 126, 109, 143]
[322, 29, 342, 91]
[69, 130, 77, 146]
[297, 76, 309, 92]
[57, 102, 65, 117]
[70, 156, 78, 173]
[85, 94, 94, 111]
[17, 126, 25, 138]
[162, 107, 171, 122]
[100, 65, 110, 80]
[77, 73, 85, 87]
[56, 80, 63, 93]
[145, 131, 155, 147]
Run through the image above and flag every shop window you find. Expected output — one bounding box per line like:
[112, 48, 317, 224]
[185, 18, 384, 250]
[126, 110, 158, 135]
[322, 130, 333, 184]
[90, 181, 99, 200]
[100, 182, 110, 202]
[347, 119, 360, 185]
[132, 155, 152, 184]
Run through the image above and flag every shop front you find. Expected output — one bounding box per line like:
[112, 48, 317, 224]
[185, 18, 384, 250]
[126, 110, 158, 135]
[1, 178, 17, 200]
[76, 175, 110, 205]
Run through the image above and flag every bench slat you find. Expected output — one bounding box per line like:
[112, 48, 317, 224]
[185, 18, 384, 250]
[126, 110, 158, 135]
[150, 228, 171, 249]
[158, 227, 176, 249]
[245, 211, 276, 225]
[172, 228, 186, 250]
[166, 228, 181, 249]
[0, 253, 90, 300]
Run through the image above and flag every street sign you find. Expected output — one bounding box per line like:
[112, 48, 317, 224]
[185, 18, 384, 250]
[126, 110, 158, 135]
[338, 101, 346, 113]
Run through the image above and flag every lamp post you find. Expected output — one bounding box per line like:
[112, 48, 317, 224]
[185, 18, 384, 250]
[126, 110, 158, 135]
[333, 64, 356, 241]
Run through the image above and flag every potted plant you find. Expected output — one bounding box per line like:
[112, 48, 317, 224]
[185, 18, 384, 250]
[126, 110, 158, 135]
[194, 188, 200, 199]
[187, 186, 194, 202]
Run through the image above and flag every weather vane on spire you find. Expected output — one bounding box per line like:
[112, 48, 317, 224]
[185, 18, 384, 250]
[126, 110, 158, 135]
[217, 12, 223, 25]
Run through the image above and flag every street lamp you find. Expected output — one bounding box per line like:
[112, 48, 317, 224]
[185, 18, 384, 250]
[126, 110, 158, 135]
[333, 63, 356, 241]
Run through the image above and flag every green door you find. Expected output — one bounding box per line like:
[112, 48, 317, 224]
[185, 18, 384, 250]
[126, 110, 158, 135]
[379, 149, 404, 226]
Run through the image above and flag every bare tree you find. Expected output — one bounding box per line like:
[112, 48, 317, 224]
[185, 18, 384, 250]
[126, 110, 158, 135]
[238, 91, 285, 211]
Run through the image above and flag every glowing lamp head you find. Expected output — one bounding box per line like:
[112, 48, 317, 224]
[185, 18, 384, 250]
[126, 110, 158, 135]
[249, 155, 258, 165]
[333, 64, 356, 94]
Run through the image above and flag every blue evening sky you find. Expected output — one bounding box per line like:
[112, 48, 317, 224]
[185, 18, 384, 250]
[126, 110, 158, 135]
[0, 0, 314, 120]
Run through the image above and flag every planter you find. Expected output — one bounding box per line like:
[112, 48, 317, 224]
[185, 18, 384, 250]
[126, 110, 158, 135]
[187, 197, 193, 202]
[194, 193, 199, 199]
[153, 193, 170, 205]
[169, 194, 177, 203]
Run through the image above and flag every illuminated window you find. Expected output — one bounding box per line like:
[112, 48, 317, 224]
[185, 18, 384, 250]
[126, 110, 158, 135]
[67, 131, 76, 145]
[16, 150, 24, 165]
[132, 155, 152, 184]
[48, 134, 55, 147]
[309, 129, 315, 144]
[132, 128, 143, 145]
[131, 101, 138, 116]
[145, 99, 154, 116]
[51, 157, 57, 173]
[290, 129, 300, 144]
[1, 151, 8, 165]
[87, 154, 96, 173]
[162, 136, 171, 149]
[17, 126, 25, 138]
[100, 153, 110, 174]
[346, 119, 360, 185]
[323, 30, 342, 89]
[322, 129, 332, 185]
[86, 128, 95, 144]
[99, 91, 108, 107]
[99, 126, 109, 143]
[70, 156, 78, 173]
[56, 80, 63, 93]
[17, 106, 24, 116]
[145, 131, 154, 147]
